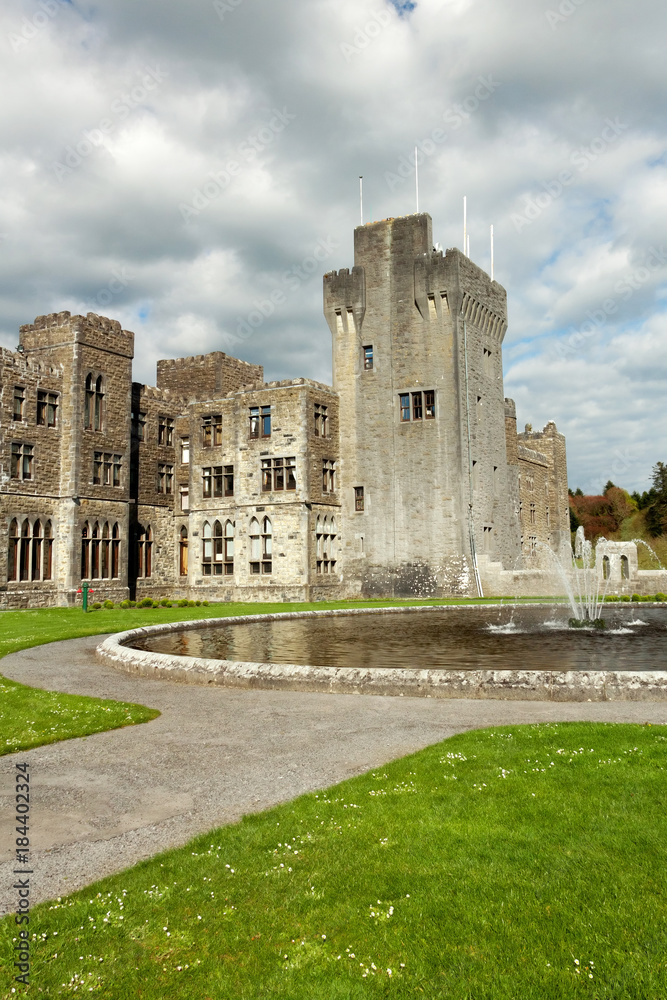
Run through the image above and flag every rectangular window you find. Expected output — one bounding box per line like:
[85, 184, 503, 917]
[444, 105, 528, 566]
[113, 454, 122, 487]
[180, 437, 190, 463]
[354, 486, 364, 511]
[322, 459, 336, 493]
[399, 390, 435, 421]
[180, 486, 190, 512]
[157, 463, 174, 494]
[93, 451, 102, 485]
[133, 411, 146, 441]
[13, 387, 25, 421]
[103, 453, 112, 486]
[213, 466, 223, 498]
[530, 502, 536, 524]
[261, 457, 296, 492]
[314, 403, 329, 437]
[11, 442, 34, 480]
[158, 416, 174, 446]
[202, 467, 212, 498]
[202, 415, 222, 447]
[224, 465, 234, 497]
[37, 391, 58, 427]
[363, 345, 373, 370]
[250, 405, 271, 438]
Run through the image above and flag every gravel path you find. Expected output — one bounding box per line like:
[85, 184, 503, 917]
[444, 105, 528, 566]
[2, 634, 666, 914]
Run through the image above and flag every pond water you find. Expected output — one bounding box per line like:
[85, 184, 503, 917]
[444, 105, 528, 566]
[129, 606, 667, 672]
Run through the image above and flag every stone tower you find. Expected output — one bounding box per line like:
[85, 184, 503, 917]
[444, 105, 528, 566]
[324, 213, 521, 597]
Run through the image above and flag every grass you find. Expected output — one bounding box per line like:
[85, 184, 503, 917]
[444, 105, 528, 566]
[1, 721, 665, 999]
[0, 598, 564, 757]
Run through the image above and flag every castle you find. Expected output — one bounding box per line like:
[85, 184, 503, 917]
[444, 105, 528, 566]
[1, 212, 570, 609]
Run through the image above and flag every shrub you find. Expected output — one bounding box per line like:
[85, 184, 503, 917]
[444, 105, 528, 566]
[90, 602, 102, 610]
[631, 594, 641, 603]
[202, 600, 210, 606]
[177, 598, 189, 607]
[138, 597, 154, 608]
[160, 598, 172, 607]
[620, 595, 631, 602]
[604, 594, 620, 602]
[103, 599, 115, 609]
[656, 593, 667, 602]
[119, 600, 131, 609]
[187, 600, 196, 607]
[195, 600, 201, 606]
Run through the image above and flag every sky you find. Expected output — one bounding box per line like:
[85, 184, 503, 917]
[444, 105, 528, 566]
[1, 0, 665, 494]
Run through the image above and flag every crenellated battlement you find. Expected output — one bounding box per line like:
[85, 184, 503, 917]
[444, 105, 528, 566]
[0, 346, 63, 378]
[156, 350, 263, 399]
[19, 311, 134, 359]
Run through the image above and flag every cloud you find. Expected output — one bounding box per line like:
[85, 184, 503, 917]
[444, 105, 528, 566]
[0, 0, 665, 492]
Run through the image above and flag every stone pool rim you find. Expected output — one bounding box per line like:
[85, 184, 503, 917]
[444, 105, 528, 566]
[95, 603, 667, 703]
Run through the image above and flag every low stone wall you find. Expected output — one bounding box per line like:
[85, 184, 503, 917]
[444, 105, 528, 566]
[96, 606, 667, 703]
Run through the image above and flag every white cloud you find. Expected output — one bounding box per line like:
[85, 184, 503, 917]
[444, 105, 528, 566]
[0, 0, 665, 492]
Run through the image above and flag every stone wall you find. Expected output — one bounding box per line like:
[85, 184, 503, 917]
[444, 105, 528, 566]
[326, 213, 521, 599]
[156, 352, 263, 398]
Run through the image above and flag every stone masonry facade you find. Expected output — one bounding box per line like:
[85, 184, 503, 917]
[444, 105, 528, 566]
[1, 213, 570, 608]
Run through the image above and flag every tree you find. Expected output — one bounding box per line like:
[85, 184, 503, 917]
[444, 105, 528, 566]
[651, 462, 667, 499]
[646, 461, 667, 537]
[603, 480, 616, 494]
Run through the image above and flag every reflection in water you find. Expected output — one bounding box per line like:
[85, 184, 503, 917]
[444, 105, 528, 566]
[130, 606, 667, 673]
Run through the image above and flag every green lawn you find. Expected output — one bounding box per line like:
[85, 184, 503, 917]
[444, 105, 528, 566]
[0, 598, 559, 757]
[1, 721, 665, 998]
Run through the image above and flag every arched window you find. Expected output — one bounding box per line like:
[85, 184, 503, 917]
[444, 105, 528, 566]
[602, 555, 611, 580]
[84, 374, 104, 430]
[261, 517, 272, 574]
[316, 516, 322, 558]
[31, 520, 43, 583]
[20, 519, 30, 581]
[620, 554, 629, 580]
[249, 517, 260, 574]
[8, 518, 54, 583]
[84, 374, 94, 429]
[94, 375, 104, 430]
[111, 523, 120, 579]
[224, 521, 234, 575]
[137, 524, 152, 578]
[202, 521, 212, 575]
[81, 521, 91, 580]
[179, 526, 188, 577]
[43, 521, 53, 581]
[8, 519, 19, 581]
[212, 520, 224, 576]
[101, 522, 110, 580]
[91, 522, 101, 579]
[316, 515, 337, 575]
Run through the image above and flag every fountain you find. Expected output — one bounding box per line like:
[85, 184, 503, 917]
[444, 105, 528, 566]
[538, 527, 607, 628]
